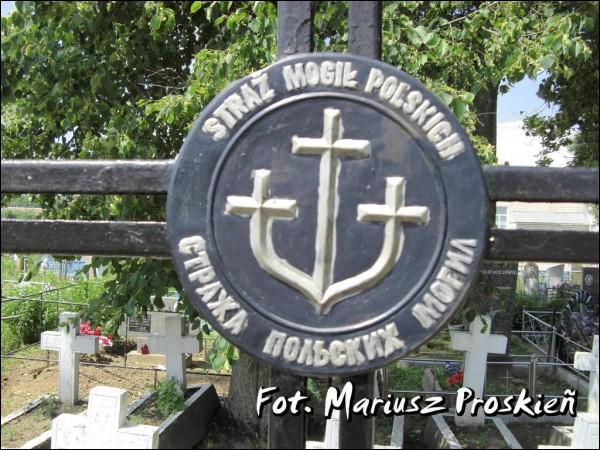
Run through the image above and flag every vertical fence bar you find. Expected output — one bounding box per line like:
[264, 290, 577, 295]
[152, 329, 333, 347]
[267, 2, 314, 448]
[344, 3, 382, 448]
[277, 1, 313, 58]
[549, 327, 557, 360]
[124, 318, 129, 367]
[348, 1, 382, 59]
[529, 356, 538, 398]
[267, 368, 307, 448]
[339, 373, 375, 448]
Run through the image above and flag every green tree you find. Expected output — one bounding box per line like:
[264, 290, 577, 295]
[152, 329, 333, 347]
[522, 2, 599, 167]
[2, 0, 597, 438]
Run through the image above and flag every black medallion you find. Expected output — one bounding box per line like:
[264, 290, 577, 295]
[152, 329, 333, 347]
[167, 53, 488, 376]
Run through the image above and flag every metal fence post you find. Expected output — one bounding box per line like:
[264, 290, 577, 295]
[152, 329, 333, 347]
[528, 356, 538, 398]
[549, 327, 557, 361]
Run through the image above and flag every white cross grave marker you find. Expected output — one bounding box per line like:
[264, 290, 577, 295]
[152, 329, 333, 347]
[41, 312, 99, 405]
[572, 335, 599, 449]
[147, 314, 199, 391]
[450, 314, 507, 426]
[539, 335, 599, 450]
[51, 385, 159, 449]
[323, 409, 341, 449]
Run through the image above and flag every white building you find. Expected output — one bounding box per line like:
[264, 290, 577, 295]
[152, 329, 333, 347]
[496, 121, 599, 287]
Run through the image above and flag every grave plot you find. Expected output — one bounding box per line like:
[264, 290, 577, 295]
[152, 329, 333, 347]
[128, 383, 220, 448]
[52, 386, 159, 448]
[446, 419, 512, 449]
[0, 396, 85, 449]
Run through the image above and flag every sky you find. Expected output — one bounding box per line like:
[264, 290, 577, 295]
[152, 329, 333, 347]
[1, 0, 569, 167]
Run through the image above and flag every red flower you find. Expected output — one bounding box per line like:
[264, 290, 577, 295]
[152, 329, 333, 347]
[447, 372, 464, 386]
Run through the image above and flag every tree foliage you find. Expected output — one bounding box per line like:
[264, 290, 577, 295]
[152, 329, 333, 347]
[522, 2, 598, 167]
[1, 0, 597, 379]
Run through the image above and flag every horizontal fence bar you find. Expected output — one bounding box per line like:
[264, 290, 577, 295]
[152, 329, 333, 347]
[488, 228, 599, 263]
[1, 160, 172, 194]
[2, 160, 598, 203]
[0, 354, 232, 377]
[1, 219, 168, 257]
[2, 219, 598, 262]
[484, 166, 599, 203]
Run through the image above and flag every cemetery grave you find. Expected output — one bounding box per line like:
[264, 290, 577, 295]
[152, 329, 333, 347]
[507, 422, 566, 449]
[51, 386, 160, 448]
[0, 396, 86, 449]
[447, 420, 510, 449]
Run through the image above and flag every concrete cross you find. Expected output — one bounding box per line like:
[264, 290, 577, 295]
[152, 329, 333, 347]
[41, 312, 99, 405]
[570, 335, 599, 449]
[147, 315, 199, 391]
[225, 169, 298, 220]
[450, 314, 507, 426]
[51, 386, 158, 449]
[324, 409, 340, 449]
[307, 407, 402, 449]
[575, 335, 599, 415]
[357, 177, 430, 226]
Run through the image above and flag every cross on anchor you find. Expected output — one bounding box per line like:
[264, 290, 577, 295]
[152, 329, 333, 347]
[225, 108, 430, 315]
[292, 108, 371, 295]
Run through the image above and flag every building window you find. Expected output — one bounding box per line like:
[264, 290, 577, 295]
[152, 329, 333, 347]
[496, 206, 508, 229]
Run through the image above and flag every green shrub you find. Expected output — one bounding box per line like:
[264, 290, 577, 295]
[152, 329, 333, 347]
[40, 397, 60, 418]
[388, 365, 425, 391]
[1, 254, 107, 352]
[156, 378, 186, 417]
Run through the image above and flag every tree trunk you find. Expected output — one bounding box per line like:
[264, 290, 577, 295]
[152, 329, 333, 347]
[473, 83, 498, 148]
[226, 351, 271, 444]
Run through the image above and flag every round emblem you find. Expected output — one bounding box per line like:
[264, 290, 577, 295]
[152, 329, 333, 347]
[585, 274, 594, 286]
[167, 53, 488, 376]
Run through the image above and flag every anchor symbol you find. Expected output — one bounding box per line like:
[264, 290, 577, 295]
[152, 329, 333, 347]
[225, 108, 430, 314]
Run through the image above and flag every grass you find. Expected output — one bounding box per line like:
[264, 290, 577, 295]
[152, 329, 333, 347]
[486, 373, 572, 396]
[0, 398, 85, 448]
[0, 346, 48, 378]
[1, 254, 108, 353]
[1, 207, 42, 220]
[129, 398, 170, 427]
[509, 335, 536, 355]
[448, 420, 509, 449]
[388, 365, 426, 391]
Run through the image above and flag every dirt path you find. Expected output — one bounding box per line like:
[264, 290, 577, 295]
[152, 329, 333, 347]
[1, 347, 230, 417]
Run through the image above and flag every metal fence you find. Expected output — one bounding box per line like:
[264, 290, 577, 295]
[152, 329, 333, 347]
[521, 309, 593, 366]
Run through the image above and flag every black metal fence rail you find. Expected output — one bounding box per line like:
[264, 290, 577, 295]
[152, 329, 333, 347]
[2, 219, 598, 263]
[2, 161, 599, 262]
[3, 160, 598, 202]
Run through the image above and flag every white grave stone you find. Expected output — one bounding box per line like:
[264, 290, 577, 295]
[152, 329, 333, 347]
[51, 385, 158, 449]
[538, 337, 599, 449]
[118, 297, 200, 353]
[572, 335, 599, 449]
[576, 335, 599, 416]
[41, 312, 99, 405]
[523, 262, 539, 295]
[450, 314, 507, 426]
[147, 315, 200, 391]
[390, 414, 404, 448]
[324, 409, 340, 448]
